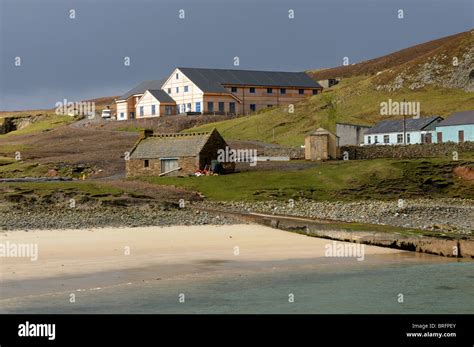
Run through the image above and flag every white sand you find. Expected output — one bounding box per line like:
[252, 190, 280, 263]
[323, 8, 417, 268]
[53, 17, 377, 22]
[0, 224, 403, 282]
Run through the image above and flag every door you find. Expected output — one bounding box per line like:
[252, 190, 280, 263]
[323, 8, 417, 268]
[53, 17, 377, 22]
[161, 159, 179, 173]
[425, 133, 432, 144]
[437, 132, 443, 143]
[458, 130, 464, 143]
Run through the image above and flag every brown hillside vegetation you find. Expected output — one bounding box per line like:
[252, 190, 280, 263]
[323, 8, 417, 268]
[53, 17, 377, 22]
[308, 30, 473, 91]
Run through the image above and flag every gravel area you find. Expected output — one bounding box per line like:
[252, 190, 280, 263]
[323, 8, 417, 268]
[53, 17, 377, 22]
[0, 204, 239, 230]
[195, 198, 474, 235]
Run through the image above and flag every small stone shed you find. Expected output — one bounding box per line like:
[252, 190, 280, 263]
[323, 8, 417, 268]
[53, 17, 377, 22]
[126, 128, 228, 177]
[305, 128, 338, 160]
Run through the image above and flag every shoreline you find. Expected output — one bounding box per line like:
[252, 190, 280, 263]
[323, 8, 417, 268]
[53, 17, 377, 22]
[1, 224, 404, 284]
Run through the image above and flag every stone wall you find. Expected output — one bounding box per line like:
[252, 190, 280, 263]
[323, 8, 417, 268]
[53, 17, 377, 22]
[262, 146, 304, 159]
[340, 141, 474, 160]
[199, 130, 229, 168]
[126, 156, 197, 178]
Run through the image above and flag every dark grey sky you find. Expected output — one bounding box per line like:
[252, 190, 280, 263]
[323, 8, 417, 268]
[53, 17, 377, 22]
[0, 0, 472, 110]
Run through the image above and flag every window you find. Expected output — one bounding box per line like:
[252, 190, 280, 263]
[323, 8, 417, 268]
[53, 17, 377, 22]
[207, 102, 214, 112]
[167, 88, 171, 94]
[186, 103, 191, 112]
[176, 87, 179, 93]
[367, 136, 371, 144]
[267, 88, 273, 94]
[267, 105, 273, 108]
[195, 102, 201, 112]
[184, 86, 189, 92]
[140, 106, 144, 117]
[249, 87, 256, 93]
[299, 89, 305, 95]
[120, 112, 124, 119]
[312, 89, 319, 95]
[218, 102, 225, 113]
[151, 105, 156, 115]
[144, 159, 149, 168]
[176, 73, 179, 79]
[165, 106, 173, 115]
[397, 134, 403, 144]
[280, 88, 286, 94]
[231, 87, 237, 92]
[229, 102, 236, 114]
[383, 135, 389, 144]
[250, 104, 256, 112]
[406, 133, 411, 144]
[374, 136, 378, 144]
[161, 158, 179, 173]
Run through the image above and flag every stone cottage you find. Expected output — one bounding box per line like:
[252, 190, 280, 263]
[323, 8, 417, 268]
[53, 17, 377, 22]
[126, 128, 228, 177]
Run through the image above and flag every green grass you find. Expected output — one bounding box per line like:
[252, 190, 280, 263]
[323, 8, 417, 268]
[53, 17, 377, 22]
[184, 77, 474, 147]
[141, 154, 474, 202]
[0, 161, 51, 178]
[115, 125, 146, 132]
[1, 114, 74, 138]
[0, 181, 124, 200]
[0, 144, 31, 155]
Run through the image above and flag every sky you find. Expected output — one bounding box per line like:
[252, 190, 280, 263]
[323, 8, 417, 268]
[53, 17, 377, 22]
[0, 0, 472, 111]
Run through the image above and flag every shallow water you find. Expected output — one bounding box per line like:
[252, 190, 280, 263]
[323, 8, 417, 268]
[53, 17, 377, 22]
[1, 253, 473, 314]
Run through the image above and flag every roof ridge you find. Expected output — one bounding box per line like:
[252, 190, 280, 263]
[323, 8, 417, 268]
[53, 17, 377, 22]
[149, 131, 212, 138]
[178, 67, 307, 74]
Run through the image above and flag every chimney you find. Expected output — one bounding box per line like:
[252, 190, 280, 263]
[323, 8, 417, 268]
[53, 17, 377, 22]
[141, 129, 153, 139]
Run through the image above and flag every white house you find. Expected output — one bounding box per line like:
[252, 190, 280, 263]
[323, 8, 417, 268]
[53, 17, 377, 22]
[363, 116, 443, 145]
[134, 90, 176, 118]
[115, 67, 323, 120]
[435, 110, 474, 143]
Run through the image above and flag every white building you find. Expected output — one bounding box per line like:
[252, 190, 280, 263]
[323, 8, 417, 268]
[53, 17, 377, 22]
[363, 116, 443, 145]
[115, 67, 323, 120]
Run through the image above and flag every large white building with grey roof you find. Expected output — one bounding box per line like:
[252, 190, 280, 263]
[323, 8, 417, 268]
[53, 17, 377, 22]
[363, 116, 443, 145]
[115, 67, 323, 120]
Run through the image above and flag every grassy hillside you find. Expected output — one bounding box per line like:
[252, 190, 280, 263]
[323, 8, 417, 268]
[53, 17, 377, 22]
[143, 154, 474, 201]
[308, 30, 472, 82]
[185, 30, 473, 147]
[185, 77, 474, 147]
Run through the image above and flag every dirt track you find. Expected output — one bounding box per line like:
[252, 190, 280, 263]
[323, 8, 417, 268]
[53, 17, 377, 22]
[0, 114, 236, 179]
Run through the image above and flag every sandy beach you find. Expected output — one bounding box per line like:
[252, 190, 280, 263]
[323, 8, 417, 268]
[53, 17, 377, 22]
[0, 224, 404, 283]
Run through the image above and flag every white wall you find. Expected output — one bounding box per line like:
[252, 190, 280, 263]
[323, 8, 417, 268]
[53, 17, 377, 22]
[135, 91, 162, 118]
[161, 68, 204, 113]
[363, 131, 436, 145]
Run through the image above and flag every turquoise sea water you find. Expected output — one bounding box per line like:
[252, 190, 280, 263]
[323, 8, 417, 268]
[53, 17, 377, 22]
[1, 253, 473, 314]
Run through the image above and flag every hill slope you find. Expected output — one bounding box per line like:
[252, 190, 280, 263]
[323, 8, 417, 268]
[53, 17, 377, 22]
[186, 30, 474, 147]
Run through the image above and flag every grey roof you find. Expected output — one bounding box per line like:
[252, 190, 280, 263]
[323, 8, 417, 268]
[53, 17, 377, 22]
[177, 67, 322, 93]
[130, 132, 213, 159]
[365, 116, 442, 135]
[437, 110, 474, 127]
[146, 89, 175, 103]
[117, 79, 166, 101]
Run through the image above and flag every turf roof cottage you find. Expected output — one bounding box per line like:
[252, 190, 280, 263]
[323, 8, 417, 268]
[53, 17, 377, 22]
[116, 67, 323, 119]
[126, 128, 228, 178]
